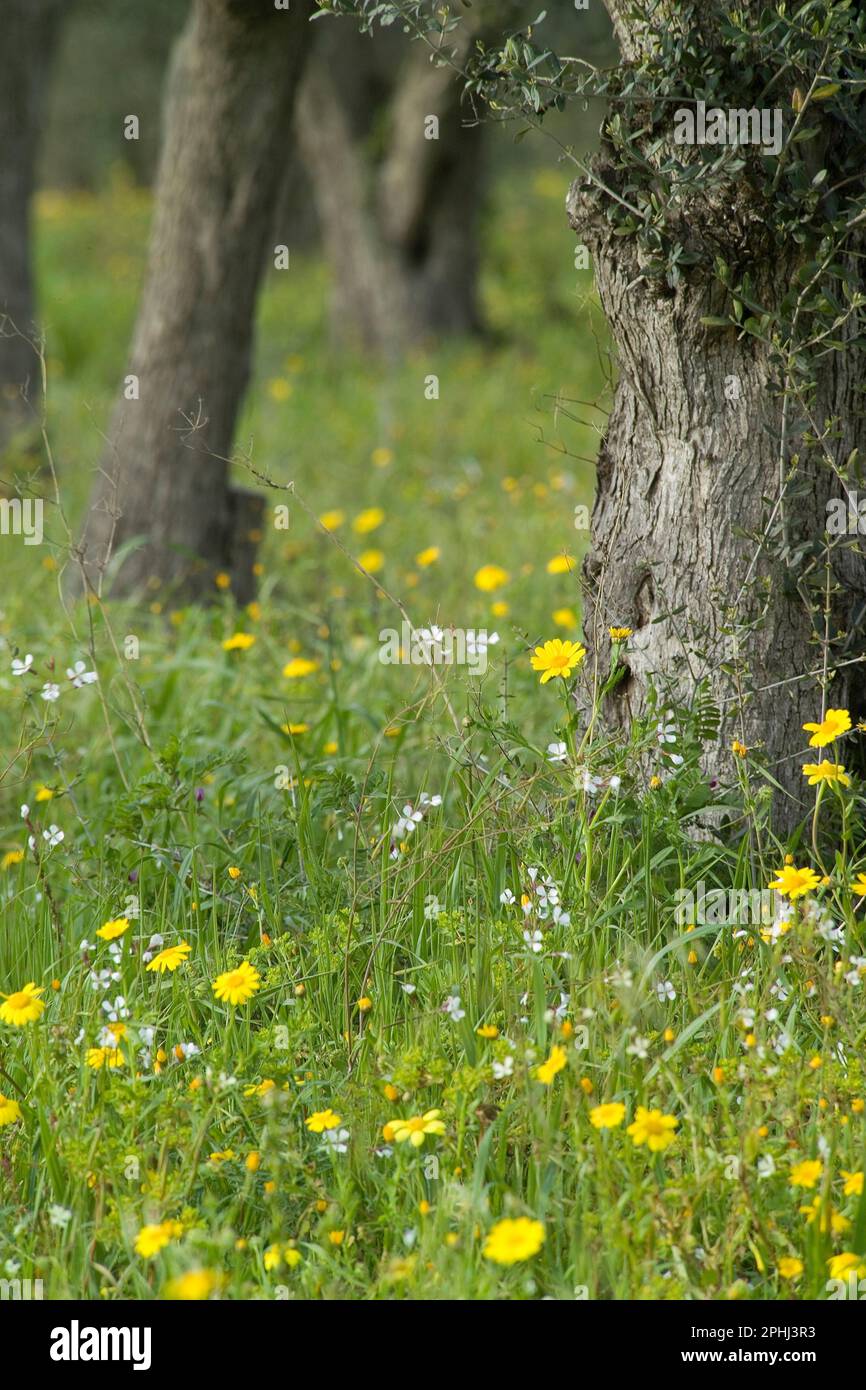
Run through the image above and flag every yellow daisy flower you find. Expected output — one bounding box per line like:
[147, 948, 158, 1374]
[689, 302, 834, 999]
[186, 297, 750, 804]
[96, 917, 130, 941]
[473, 564, 509, 593]
[546, 554, 576, 575]
[145, 942, 191, 974]
[768, 864, 821, 899]
[0, 1093, 23, 1125]
[530, 638, 586, 684]
[0, 982, 45, 1026]
[589, 1101, 626, 1130]
[802, 760, 849, 786]
[789, 1159, 823, 1189]
[483, 1217, 545, 1265]
[352, 507, 385, 535]
[163, 1269, 221, 1300]
[212, 960, 261, 1006]
[828, 1252, 866, 1281]
[358, 549, 384, 574]
[222, 632, 256, 652]
[389, 1110, 446, 1147]
[282, 657, 320, 679]
[85, 1046, 124, 1070]
[305, 1108, 342, 1134]
[803, 708, 851, 747]
[134, 1220, 181, 1259]
[535, 1044, 567, 1085]
[626, 1106, 679, 1152]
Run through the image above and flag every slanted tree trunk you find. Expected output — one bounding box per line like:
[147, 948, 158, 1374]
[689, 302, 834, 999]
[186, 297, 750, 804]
[570, 1, 866, 828]
[0, 0, 66, 456]
[296, 19, 485, 355]
[80, 0, 313, 601]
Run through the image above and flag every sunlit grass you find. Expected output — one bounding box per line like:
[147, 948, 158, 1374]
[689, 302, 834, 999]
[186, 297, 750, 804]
[2, 181, 865, 1301]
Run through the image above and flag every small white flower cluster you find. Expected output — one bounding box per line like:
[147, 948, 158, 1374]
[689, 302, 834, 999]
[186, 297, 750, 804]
[141, 933, 164, 963]
[391, 791, 442, 845]
[102, 994, 129, 1023]
[545, 991, 570, 1025]
[21, 802, 65, 853]
[137, 1028, 201, 1070]
[442, 992, 465, 1022]
[465, 629, 499, 658]
[655, 709, 684, 767]
[82, 933, 124, 989]
[321, 1126, 350, 1154]
[11, 654, 97, 704]
[527, 868, 570, 925]
[89, 965, 121, 991]
[500, 867, 571, 939]
[606, 963, 634, 990]
[577, 769, 622, 796]
[842, 955, 866, 987]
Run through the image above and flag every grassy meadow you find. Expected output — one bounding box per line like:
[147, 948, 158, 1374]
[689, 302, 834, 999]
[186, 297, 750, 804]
[2, 168, 866, 1302]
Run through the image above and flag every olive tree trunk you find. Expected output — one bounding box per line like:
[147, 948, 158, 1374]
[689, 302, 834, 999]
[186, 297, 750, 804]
[296, 20, 484, 355]
[0, 0, 66, 456]
[571, 0, 866, 828]
[80, 0, 313, 601]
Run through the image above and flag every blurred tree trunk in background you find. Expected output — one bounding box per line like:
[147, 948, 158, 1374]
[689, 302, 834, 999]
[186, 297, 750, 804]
[0, 0, 66, 458]
[296, 18, 485, 355]
[79, 0, 312, 601]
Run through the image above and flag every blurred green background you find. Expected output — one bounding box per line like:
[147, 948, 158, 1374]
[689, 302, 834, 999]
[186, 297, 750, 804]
[21, 2, 615, 683]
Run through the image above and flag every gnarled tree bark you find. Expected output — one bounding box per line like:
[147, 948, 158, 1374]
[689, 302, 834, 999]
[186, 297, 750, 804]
[79, 0, 313, 601]
[571, 0, 866, 829]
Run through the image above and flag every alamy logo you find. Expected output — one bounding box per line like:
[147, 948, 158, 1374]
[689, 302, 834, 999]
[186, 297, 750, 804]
[827, 1273, 866, 1300]
[827, 492, 866, 534]
[49, 1321, 152, 1371]
[0, 496, 43, 546]
[0, 1277, 43, 1300]
[673, 100, 782, 156]
[674, 881, 775, 926]
[379, 622, 497, 676]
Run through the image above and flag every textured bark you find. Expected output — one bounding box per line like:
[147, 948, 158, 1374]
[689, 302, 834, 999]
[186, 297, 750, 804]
[0, 0, 65, 455]
[80, 0, 313, 599]
[571, 1, 866, 828]
[296, 21, 484, 354]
